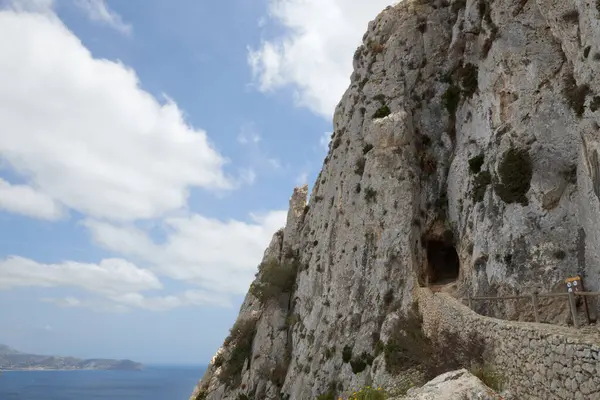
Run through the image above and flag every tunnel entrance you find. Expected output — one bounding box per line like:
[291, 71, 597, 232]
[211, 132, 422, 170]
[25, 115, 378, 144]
[426, 240, 460, 285]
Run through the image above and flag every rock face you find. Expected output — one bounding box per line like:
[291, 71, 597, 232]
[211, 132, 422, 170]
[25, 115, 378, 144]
[392, 369, 502, 400]
[191, 0, 600, 399]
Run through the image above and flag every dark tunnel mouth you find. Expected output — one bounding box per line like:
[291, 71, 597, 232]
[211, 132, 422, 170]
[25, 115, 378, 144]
[426, 239, 460, 285]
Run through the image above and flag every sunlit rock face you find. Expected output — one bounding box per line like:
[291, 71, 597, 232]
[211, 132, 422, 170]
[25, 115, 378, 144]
[191, 0, 600, 398]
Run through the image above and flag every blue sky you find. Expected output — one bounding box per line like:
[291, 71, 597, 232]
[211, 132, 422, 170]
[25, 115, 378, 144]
[0, 0, 394, 364]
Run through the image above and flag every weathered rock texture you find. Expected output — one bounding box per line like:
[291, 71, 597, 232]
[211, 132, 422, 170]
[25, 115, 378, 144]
[391, 369, 502, 399]
[191, 0, 600, 398]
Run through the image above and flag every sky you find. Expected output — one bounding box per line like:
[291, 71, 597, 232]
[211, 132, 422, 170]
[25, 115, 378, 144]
[0, 0, 396, 365]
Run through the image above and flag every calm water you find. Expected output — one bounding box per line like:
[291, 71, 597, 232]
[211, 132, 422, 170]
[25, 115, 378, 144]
[0, 365, 205, 400]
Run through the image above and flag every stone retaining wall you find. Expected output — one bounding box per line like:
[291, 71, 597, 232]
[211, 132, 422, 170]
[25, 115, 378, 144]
[416, 288, 600, 400]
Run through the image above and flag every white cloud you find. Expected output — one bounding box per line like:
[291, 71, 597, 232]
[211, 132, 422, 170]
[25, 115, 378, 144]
[0, 256, 162, 295]
[248, 0, 397, 118]
[0, 6, 290, 312]
[0, 10, 234, 222]
[7, 257, 232, 312]
[1, 0, 54, 13]
[43, 290, 232, 312]
[109, 291, 232, 311]
[74, 0, 131, 35]
[42, 296, 81, 307]
[0, 178, 63, 220]
[42, 296, 130, 313]
[83, 210, 287, 296]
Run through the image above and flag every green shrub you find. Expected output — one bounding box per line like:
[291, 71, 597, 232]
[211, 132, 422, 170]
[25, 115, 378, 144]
[250, 259, 299, 304]
[364, 187, 377, 203]
[563, 73, 590, 117]
[458, 63, 478, 98]
[342, 345, 353, 363]
[372, 105, 391, 119]
[219, 318, 257, 387]
[384, 305, 488, 381]
[374, 340, 385, 357]
[470, 364, 504, 392]
[347, 386, 388, 400]
[195, 390, 208, 400]
[351, 358, 367, 374]
[355, 157, 366, 175]
[468, 153, 485, 174]
[373, 94, 386, 103]
[213, 353, 224, 367]
[494, 148, 532, 205]
[323, 346, 336, 360]
[350, 352, 375, 374]
[316, 391, 335, 400]
[316, 381, 339, 400]
[553, 250, 566, 259]
[472, 170, 491, 203]
[561, 9, 579, 22]
[333, 136, 342, 149]
[441, 85, 461, 114]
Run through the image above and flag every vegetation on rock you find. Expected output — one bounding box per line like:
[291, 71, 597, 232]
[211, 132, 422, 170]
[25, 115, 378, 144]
[342, 345, 353, 363]
[355, 157, 366, 176]
[441, 85, 461, 114]
[249, 259, 299, 304]
[372, 105, 391, 119]
[219, 318, 258, 387]
[195, 390, 208, 400]
[364, 187, 377, 203]
[468, 153, 485, 174]
[494, 148, 532, 205]
[350, 352, 374, 374]
[458, 63, 479, 98]
[472, 170, 491, 203]
[383, 303, 498, 387]
[563, 73, 590, 117]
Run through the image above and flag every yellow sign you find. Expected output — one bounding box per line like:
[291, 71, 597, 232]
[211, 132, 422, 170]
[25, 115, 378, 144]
[565, 276, 582, 293]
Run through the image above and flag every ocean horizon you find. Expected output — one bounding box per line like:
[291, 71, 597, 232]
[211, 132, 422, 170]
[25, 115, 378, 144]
[0, 365, 206, 400]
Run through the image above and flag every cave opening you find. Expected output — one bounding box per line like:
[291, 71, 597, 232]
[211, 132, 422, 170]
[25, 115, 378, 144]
[426, 239, 460, 285]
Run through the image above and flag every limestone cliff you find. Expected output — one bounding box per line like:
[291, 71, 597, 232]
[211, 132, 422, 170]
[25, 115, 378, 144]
[191, 0, 600, 398]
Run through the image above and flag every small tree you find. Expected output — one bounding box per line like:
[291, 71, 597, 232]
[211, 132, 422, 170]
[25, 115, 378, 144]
[250, 259, 299, 304]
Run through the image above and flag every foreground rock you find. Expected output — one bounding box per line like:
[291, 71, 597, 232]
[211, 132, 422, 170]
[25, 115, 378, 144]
[393, 369, 502, 400]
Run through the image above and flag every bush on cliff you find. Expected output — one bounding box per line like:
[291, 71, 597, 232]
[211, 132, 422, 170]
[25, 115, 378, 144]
[384, 304, 491, 383]
[250, 259, 299, 304]
[219, 318, 258, 387]
[494, 148, 532, 205]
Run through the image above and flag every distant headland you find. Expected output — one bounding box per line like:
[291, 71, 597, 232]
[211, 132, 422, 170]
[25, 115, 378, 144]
[0, 344, 143, 371]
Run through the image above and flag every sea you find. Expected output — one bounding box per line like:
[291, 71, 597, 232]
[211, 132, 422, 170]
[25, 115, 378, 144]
[0, 365, 206, 400]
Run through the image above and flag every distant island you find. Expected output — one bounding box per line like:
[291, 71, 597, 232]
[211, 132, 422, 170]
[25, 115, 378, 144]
[0, 344, 143, 371]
